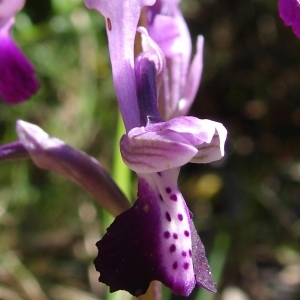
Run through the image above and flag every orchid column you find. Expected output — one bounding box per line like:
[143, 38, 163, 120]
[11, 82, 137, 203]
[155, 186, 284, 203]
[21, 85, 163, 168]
[85, 0, 227, 297]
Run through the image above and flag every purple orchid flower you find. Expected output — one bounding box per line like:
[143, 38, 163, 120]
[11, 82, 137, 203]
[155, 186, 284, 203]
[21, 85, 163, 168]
[146, 0, 204, 119]
[85, 0, 227, 296]
[0, 0, 39, 104]
[94, 55, 225, 297]
[278, 0, 300, 38]
[0, 120, 130, 216]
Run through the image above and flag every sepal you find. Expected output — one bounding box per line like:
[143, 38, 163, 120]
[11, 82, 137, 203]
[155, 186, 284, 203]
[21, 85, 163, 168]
[16, 120, 130, 216]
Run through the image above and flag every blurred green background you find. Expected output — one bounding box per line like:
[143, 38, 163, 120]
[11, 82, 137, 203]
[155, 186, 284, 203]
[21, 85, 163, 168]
[0, 0, 299, 299]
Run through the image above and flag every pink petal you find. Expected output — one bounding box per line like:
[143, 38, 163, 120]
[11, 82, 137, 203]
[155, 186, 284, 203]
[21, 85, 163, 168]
[0, 20, 39, 104]
[84, 0, 155, 131]
[279, 0, 300, 38]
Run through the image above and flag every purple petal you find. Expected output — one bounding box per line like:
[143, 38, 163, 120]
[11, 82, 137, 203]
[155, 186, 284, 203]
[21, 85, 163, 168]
[94, 171, 215, 296]
[120, 117, 226, 173]
[0, 20, 39, 104]
[191, 120, 227, 164]
[279, 0, 300, 38]
[148, 0, 191, 77]
[16, 120, 130, 216]
[0, 0, 25, 28]
[190, 220, 216, 292]
[120, 123, 198, 173]
[0, 141, 29, 161]
[147, 0, 193, 120]
[84, 0, 155, 131]
[179, 36, 204, 117]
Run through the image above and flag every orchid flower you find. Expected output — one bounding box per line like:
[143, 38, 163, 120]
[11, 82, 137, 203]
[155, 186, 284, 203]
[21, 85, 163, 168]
[0, 120, 130, 217]
[278, 0, 300, 38]
[0, 0, 39, 104]
[146, 0, 204, 119]
[85, 0, 227, 297]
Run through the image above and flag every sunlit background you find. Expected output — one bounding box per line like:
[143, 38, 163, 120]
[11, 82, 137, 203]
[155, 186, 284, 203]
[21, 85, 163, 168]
[0, 0, 299, 299]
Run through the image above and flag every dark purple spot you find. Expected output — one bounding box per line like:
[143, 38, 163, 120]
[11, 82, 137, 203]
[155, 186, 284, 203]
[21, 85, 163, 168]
[164, 231, 170, 239]
[188, 249, 192, 257]
[172, 261, 178, 270]
[182, 251, 187, 257]
[184, 230, 190, 237]
[157, 172, 162, 177]
[159, 194, 163, 201]
[107, 18, 112, 31]
[170, 194, 177, 201]
[166, 187, 171, 193]
[183, 262, 189, 270]
[173, 233, 178, 239]
[178, 214, 183, 221]
[170, 244, 176, 253]
[189, 211, 193, 219]
[165, 212, 171, 222]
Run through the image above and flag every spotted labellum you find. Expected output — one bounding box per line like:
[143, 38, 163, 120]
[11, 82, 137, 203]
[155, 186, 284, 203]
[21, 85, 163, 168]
[95, 169, 218, 296]
[95, 56, 225, 297]
[85, 0, 227, 296]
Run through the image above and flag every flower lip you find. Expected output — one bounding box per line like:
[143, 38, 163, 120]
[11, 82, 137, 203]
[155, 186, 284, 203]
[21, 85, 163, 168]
[94, 173, 216, 296]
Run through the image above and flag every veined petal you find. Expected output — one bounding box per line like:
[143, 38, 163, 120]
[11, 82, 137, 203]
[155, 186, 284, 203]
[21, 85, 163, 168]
[148, 0, 191, 78]
[84, 0, 155, 131]
[16, 120, 130, 216]
[94, 171, 215, 296]
[148, 14, 183, 57]
[279, 0, 300, 38]
[179, 36, 204, 117]
[0, 20, 39, 104]
[120, 123, 198, 173]
[155, 117, 217, 145]
[120, 116, 225, 173]
[147, 0, 194, 119]
[0, 0, 24, 28]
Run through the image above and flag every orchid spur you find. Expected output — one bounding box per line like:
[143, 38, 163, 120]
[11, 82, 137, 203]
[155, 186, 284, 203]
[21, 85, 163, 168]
[85, 0, 227, 297]
[0, 0, 39, 104]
